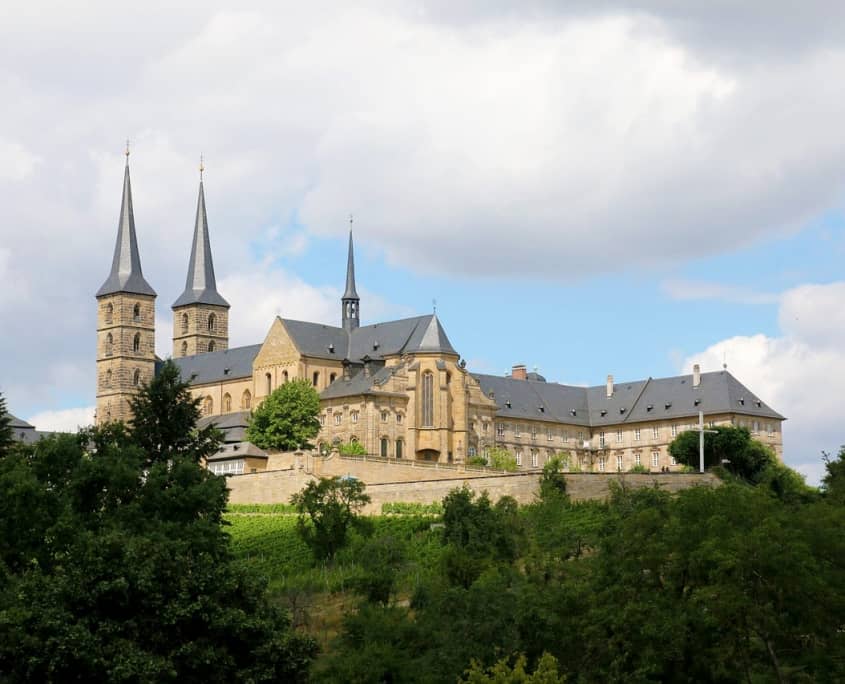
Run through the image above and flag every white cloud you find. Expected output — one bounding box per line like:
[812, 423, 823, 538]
[0, 139, 40, 181]
[683, 282, 845, 485]
[27, 406, 95, 433]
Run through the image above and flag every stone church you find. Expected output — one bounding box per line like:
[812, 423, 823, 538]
[96, 157, 785, 475]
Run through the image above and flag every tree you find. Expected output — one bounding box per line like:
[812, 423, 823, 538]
[128, 359, 221, 466]
[822, 445, 845, 504]
[0, 392, 14, 457]
[0, 377, 317, 680]
[247, 379, 321, 451]
[338, 439, 367, 456]
[668, 424, 774, 481]
[291, 476, 371, 561]
[460, 653, 566, 683]
[539, 456, 568, 501]
[488, 446, 518, 472]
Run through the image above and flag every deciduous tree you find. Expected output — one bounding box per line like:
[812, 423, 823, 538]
[247, 379, 321, 451]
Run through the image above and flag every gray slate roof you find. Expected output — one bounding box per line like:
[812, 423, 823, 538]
[319, 363, 400, 399]
[6, 413, 34, 429]
[207, 441, 268, 462]
[405, 314, 457, 355]
[172, 181, 230, 308]
[96, 162, 156, 298]
[198, 410, 252, 443]
[171, 344, 262, 385]
[473, 370, 784, 426]
[343, 230, 359, 300]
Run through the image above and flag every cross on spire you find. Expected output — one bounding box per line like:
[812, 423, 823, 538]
[199, 153, 204, 181]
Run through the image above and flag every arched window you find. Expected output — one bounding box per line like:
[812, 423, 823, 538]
[242, 389, 252, 410]
[133, 333, 141, 353]
[380, 438, 389, 458]
[105, 303, 113, 324]
[105, 369, 112, 387]
[265, 372, 272, 395]
[132, 369, 140, 386]
[181, 313, 189, 334]
[133, 303, 141, 321]
[312, 371, 320, 387]
[208, 340, 216, 353]
[203, 396, 213, 416]
[106, 333, 113, 356]
[395, 439, 403, 460]
[207, 313, 216, 332]
[282, 370, 289, 383]
[329, 372, 337, 384]
[181, 341, 188, 357]
[223, 393, 231, 412]
[421, 372, 434, 427]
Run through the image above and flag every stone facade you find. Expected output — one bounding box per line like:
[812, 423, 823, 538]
[172, 304, 229, 357]
[95, 293, 156, 424]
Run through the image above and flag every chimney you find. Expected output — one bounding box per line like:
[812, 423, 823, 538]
[606, 374, 614, 398]
[342, 358, 352, 381]
[362, 355, 372, 378]
[693, 364, 701, 388]
[511, 364, 527, 380]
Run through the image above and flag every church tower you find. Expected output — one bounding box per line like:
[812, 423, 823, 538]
[95, 150, 157, 425]
[172, 164, 229, 357]
[341, 230, 360, 332]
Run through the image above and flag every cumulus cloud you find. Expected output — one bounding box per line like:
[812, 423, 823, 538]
[683, 282, 845, 485]
[27, 406, 95, 433]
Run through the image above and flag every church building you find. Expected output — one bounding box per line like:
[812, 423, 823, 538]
[95, 155, 785, 474]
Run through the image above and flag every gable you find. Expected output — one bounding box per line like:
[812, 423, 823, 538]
[252, 317, 302, 369]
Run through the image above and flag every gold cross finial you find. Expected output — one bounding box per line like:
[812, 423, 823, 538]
[199, 153, 204, 181]
[349, 213, 353, 229]
[124, 138, 130, 159]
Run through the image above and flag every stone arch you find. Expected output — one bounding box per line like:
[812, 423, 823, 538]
[241, 389, 252, 410]
[132, 369, 140, 386]
[208, 340, 216, 353]
[133, 333, 141, 353]
[207, 312, 216, 332]
[181, 341, 188, 357]
[106, 333, 113, 356]
[133, 303, 141, 321]
[203, 396, 213, 416]
[223, 393, 232, 412]
[181, 312, 189, 334]
[105, 303, 113, 324]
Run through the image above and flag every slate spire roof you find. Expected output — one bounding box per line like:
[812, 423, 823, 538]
[173, 179, 229, 308]
[96, 158, 156, 298]
[343, 230, 359, 300]
[407, 313, 457, 355]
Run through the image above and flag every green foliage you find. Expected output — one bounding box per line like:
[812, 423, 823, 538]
[461, 653, 566, 683]
[488, 446, 518, 472]
[228, 502, 298, 514]
[468, 455, 489, 467]
[352, 534, 407, 605]
[291, 476, 371, 561]
[247, 379, 321, 451]
[338, 439, 367, 456]
[822, 444, 845, 504]
[382, 501, 443, 515]
[627, 463, 649, 473]
[128, 359, 222, 466]
[0, 378, 317, 681]
[0, 392, 14, 457]
[668, 424, 774, 480]
[539, 456, 568, 501]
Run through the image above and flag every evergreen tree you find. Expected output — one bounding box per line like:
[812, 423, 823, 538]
[0, 392, 14, 457]
[128, 359, 221, 466]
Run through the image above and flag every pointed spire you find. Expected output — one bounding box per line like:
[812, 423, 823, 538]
[96, 152, 156, 298]
[343, 224, 359, 299]
[410, 313, 458, 355]
[173, 170, 229, 308]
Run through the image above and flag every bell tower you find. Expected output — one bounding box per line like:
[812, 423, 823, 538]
[95, 147, 157, 425]
[172, 159, 229, 357]
[341, 226, 360, 332]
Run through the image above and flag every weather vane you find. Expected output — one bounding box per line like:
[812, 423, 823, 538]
[432, 298, 437, 314]
[124, 138, 130, 158]
[349, 214, 353, 229]
[199, 153, 204, 181]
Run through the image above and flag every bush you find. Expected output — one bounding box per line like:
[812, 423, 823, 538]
[628, 464, 649, 474]
[381, 502, 443, 515]
[339, 440, 367, 456]
[488, 446, 518, 472]
[246, 380, 321, 451]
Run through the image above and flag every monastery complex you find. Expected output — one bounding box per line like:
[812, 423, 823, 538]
[95, 157, 785, 477]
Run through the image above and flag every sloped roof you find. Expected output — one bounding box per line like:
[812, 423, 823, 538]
[171, 344, 261, 385]
[172, 180, 229, 308]
[281, 319, 350, 360]
[343, 230, 359, 300]
[6, 413, 34, 430]
[405, 314, 458, 355]
[96, 162, 156, 298]
[319, 363, 399, 400]
[197, 410, 252, 443]
[474, 370, 784, 426]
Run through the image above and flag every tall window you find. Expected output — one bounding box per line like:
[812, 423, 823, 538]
[282, 370, 289, 383]
[652, 426, 659, 439]
[531, 450, 538, 468]
[334, 413, 342, 425]
[515, 450, 522, 467]
[133, 333, 141, 353]
[546, 428, 553, 441]
[671, 424, 678, 437]
[599, 431, 606, 447]
[396, 413, 403, 424]
[634, 428, 641, 441]
[207, 340, 216, 353]
[105, 303, 113, 324]
[132, 369, 140, 386]
[421, 372, 434, 427]
[396, 439, 403, 459]
[381, 411, 389, 423]
[381, 438, 388, 458]
[265, 372, 272, 395]
[203, 396, 213, 416]
[616, 455, 624, 471]
[351, 411, 359, 424]
[598, 456, 606, 472]
[105, 369, 112, 387]
[531, 425, 537, 440]
[496, 423, 505, 438]
[651, 451, 659, 468]
[181, 341, 188, 356]
[312, 371, 320, 387]
[242, 390, 251, 410]
[329, 373, 336, 384]
[106, 333, 113, 356]
[133, 303, 141, 321]
[207, 313, 216, 332]
[635, 453, 641, 466]
[223, 393, 231, 412]
[515, 424, 521, 437]
[182, 313, 189, 334]
[616, 429, 623, 443]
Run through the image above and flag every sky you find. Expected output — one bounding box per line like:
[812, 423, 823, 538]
[2, 1, 844, 484]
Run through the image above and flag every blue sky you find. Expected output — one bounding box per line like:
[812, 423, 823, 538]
[2, 1, 845, 485]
